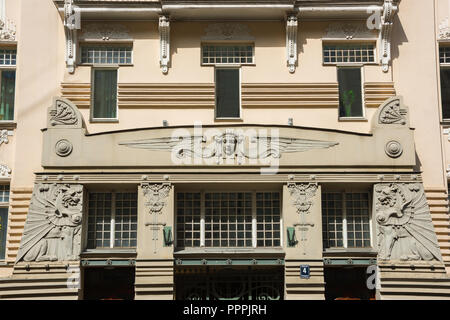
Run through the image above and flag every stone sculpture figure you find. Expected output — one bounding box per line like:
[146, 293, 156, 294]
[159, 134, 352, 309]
[375, 183, 442, 262]
[16, 183, 83, 263]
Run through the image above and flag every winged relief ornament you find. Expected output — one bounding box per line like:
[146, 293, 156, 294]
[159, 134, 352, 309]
[119, 129, 339, 164]
[16, 183, 83, 263]
[375, 183, 442, 262]
[142, 183, 171, 214]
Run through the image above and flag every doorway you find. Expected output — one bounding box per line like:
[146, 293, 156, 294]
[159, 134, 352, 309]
[83, 267, 135, 300]
[324, 266, 376, 300]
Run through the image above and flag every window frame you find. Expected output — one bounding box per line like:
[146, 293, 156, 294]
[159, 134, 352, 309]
[322, 189, 374, 251]
[0, 184, 10, 261]
[336, 65, 366, 121]
[84, 190, 138, 252]
[214, 66, 242, 120]
[79, 43, 134, 66]
[439, 45, 450, 122]
[0, 46, 17, 123]
[174, 189, 283, 250]
[321, 41, 378, 66]
[90, 66, 119, 123]
[201, 43, 256, 67]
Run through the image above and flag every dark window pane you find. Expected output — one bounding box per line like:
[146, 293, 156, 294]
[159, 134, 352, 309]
[0, 208, 8, 260]
[93, 70, 117, 119]
[0, 70, 15, 120]
[441, 68, 450, 119]
[215, 68, 240, 118]
[338, 68, 363, 118]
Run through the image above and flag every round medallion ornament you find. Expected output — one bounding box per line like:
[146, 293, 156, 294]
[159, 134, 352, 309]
[385, 140, 403, 158]
[55, 139, 73, 157]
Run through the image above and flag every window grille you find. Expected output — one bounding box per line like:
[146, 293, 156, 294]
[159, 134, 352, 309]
[322, 191, 371, 249]
[323, 44, 375, 64]
[0, 49, 16, 66]
[0, 184, 9, 203]
[202, 45, 254, 65]
[440, 46, 450, 64]
[87, 192, 137, 249]
[81, 46, 132, 65]
[176, 191, 281, 249]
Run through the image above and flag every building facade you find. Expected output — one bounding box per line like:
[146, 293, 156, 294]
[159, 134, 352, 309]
[0, 0, 449, 300]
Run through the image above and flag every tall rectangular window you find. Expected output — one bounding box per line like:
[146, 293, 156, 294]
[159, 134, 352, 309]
[0, 185, 10, 260]
[322, 191, 371, 249]
[92, 69, 118, 120]
[440, 47, 450, 119]
[0, 48, 16, 121]
[87, 191, 137, 249]
[337, 67, 363, 118]
[176, 191, 281, 249]
[215, 68, 241, 119]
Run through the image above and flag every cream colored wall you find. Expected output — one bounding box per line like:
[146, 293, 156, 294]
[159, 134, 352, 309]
[11, 0, 65, 187]
[392, 0, 445, 188]
[68, 20, 391, 136]
[7, 0, 447, 190]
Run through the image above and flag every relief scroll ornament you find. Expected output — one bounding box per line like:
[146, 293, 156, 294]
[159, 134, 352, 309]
[16, 184, 83, 263]
[375, 183, 442, 262]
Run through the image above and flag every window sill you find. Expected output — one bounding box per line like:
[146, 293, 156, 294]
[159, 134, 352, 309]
[338, 117, 368, 122]
[0, 121, 16, 129]
[90, 119, 119, 123]
[214, 118, 244, 122]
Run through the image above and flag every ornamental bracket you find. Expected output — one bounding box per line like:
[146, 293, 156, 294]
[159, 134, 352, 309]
[159, 15, 170, 74]
[286, 14, 298, 73]
[64, 0, 81, 74]
[379, 0, 398, 73]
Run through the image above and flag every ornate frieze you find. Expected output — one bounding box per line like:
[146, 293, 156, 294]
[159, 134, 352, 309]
[374, 183, 442, 262]
[16, 183, 84, 263]
[64, 0, 81, 74]
[0, 164, 11, 178]
[202, 23, 254, 41]
[142, 183, 171, 214]
[286, 15, 298, 73]
[159, 16, 170, 74]
[79, 23, 131, 41]
[119, 130, 339, 165]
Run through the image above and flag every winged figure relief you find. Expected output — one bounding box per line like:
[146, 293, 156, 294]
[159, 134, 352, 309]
[119, 131, 339, 164]
[16, 184, 83, 263]
[375, 183, 442, 262]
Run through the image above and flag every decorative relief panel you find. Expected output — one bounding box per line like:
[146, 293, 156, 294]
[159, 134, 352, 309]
[48, 97, 82, 129]
[439, 18, 450, 41]
[80, 23, 131, 41]
[202, 23, 254, 41]
[287, 183, 318, 216]
[378, 98, 407, 125]
[374, 183, 442, 262]
[0, 129, 12, 145]
[142, 183, 171, 214]
[0, 164, 11, 178]
[324, 22, 376, 40]
[120, 130, 338, 165]
[16, 183, 83, 263]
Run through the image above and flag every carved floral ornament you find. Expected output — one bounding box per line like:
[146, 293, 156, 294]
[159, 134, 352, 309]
[378, 98, 407, 125]
[80, 23, 131, 41]
[16, 183, 83, 263]
[142, 183, 171, 214]
[374, 183, 442, 262]
[48, 98, 82, 128]
[202, 23, 254, 41]
[0, 164, 11, 178]
[439, 18, 450, 41]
